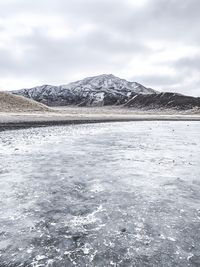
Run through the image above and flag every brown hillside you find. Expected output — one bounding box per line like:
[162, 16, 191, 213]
[0, 92, 51, 112]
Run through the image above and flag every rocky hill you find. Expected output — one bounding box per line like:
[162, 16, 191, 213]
[124, 92, 200, 110]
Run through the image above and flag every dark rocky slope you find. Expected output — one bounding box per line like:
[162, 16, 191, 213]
[125, 92, 200, 110]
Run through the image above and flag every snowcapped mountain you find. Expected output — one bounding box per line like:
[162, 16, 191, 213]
[12, 74, 157, 106]
[63, 74, 156, 94]
[11, 74, 200, 110]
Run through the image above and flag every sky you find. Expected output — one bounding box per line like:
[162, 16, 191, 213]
[0, 0, 200, 96]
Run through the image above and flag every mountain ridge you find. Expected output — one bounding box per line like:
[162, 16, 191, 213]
[11, 74, 157, 107]
[11, 74, 200, 110]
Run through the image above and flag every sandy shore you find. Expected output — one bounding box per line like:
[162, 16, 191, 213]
[0, 106, 200, 131]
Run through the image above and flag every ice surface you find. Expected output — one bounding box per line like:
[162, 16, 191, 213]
[0, 122, 200, 266]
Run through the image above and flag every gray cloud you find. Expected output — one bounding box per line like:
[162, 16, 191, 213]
[1, 27, 140, 77]
[132, 74, 182, 87]
[0, 0, 200, 96]
[174, 56, 200, 71]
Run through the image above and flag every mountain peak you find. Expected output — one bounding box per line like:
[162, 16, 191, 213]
[64, 74, 156, 93]
[12, 74, 157, 106]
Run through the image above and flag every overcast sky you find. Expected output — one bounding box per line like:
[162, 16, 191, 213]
[0, 0, 200, 96]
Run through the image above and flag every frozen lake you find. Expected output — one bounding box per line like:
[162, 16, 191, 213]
[0, 122, 200, 266]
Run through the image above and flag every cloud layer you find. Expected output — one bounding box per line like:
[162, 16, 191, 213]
[0, 0, 200, 96]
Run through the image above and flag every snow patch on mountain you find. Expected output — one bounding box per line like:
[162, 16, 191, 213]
[12, 74, 157, 107]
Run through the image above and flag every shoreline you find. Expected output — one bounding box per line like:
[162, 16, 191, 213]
[1, 106, 200, 131]
[1, 113, 200, 131]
